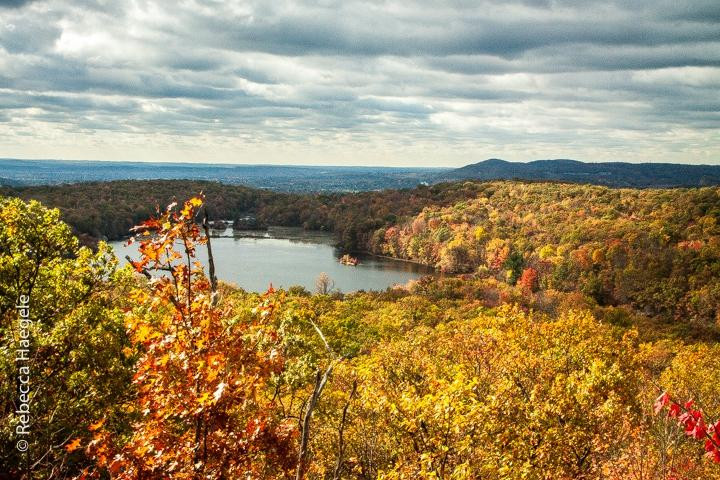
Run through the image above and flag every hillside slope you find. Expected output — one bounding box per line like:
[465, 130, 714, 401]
[365, 181, 720, 326]
[437, 158, 720, 187]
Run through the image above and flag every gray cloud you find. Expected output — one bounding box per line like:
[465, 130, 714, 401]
[0, 0, 717, 165]
[0, 0, 35, 8]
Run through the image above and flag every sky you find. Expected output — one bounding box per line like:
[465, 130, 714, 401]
[0, 0, 718, 167]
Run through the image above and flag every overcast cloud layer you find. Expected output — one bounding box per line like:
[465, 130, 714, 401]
[0, 0, 718, 166]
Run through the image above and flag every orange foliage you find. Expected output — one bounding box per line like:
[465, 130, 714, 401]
[81, 197, 296, 479]
[518, 267, 539, 293]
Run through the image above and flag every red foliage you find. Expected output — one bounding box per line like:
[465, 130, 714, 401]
[384, 226, 399, 241]
[518, 267, 539, 293]
[655, 391, 720, 463]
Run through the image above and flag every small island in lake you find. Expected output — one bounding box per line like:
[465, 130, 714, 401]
[339, 253, 359, 266]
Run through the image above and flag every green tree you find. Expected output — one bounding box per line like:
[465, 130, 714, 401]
[0, 197, 133, 478]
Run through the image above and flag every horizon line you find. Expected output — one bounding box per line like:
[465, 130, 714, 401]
[2, 157, 720, 168]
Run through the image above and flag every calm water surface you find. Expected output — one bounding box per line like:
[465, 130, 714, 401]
[110, 227, 433, 293]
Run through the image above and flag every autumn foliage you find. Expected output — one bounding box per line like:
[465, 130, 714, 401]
[80, 197, 296, 479]
[518, 266, 538, 293]
[3, 188, 720, 479]
[655, 392, 720, 463]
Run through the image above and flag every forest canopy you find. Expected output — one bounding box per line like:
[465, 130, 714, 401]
[1, 182, 720, 478]
[5, 180, 719, 327]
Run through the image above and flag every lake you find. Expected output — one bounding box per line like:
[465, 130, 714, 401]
[110, 227, 434, 293]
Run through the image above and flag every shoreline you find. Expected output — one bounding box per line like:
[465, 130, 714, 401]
[357, 251, 437, 270]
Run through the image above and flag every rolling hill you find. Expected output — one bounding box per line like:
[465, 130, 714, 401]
[437, 158, 720, 188]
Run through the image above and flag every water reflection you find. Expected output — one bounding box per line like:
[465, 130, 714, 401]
[111, 227, 433, 293]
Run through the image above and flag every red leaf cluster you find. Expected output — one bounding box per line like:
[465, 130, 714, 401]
[655, 391, 720, 463]
[518, 267, 539, 293]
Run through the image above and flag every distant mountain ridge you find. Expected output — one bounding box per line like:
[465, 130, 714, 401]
[437, 159, 720, 188]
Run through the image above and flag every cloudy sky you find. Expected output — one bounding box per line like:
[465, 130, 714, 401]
[0, 0, 718, 166]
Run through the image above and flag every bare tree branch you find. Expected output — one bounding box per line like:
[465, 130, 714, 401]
[201, 209, 218, 302]
[126, 255, 151, 279]
[296, 316, 346, 479]
[297, 361, 339, 480]
[308, 318, 334, 358]
[333, 379, 358, 480]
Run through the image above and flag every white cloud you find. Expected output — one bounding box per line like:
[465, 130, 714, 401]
[0, 0, 717, 165]
[632, 66, 720, 87]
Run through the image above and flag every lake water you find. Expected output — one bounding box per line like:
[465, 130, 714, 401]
[110, 227, 433, 293]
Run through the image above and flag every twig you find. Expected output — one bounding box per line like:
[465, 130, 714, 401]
[126, 255, 151, 279]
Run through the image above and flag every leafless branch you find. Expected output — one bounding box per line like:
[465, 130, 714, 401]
[309, 318, 334, 358]
[297, 361, 338, 480]
[201, 209, 218, 305]
[333, 379, 358, 480]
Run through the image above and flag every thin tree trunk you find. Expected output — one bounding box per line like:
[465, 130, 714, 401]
[332, 380, 357, 480]
[296, 363, 334, 480]
[202, 210, 218, 304]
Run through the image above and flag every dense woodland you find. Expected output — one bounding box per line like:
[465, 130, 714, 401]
[0, 179, 479, 247]
[4, 180, 720, 328]
[2, 182, 720, 478]
[365, 182, 720, 329]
